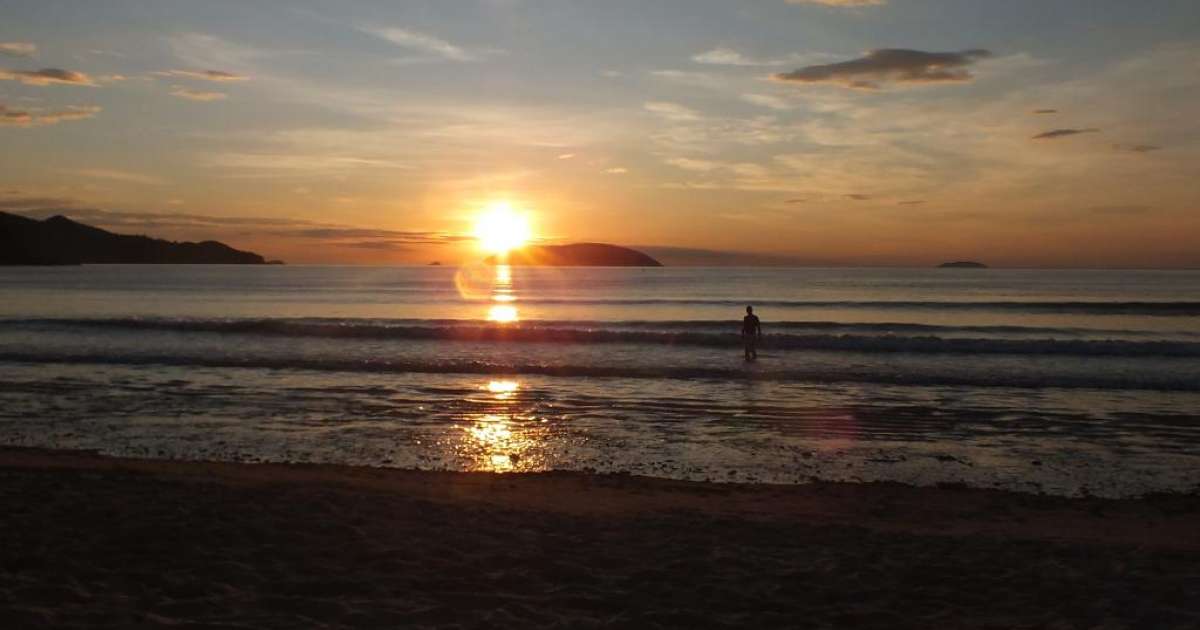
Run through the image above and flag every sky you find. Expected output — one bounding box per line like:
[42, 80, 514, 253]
[1, 0, 1199, 267]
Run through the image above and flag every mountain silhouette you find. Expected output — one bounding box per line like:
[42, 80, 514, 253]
[0, 212, 269, 265]
[486, 243, 662, 267]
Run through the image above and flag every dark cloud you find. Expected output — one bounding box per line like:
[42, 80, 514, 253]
[1087, 205, 1151, 215]
[1032, 109, 1058, 114]
[845, 194, 871, 201]
[286, 227, 470, 245]
[773, 48, 991, 90]
[0, 68, 96, 86]
[1114, 144, 1161, 153]
[1032, 128, 1099, 140]
[898, 200, 925, 206]
[155, 69, 249, 82]
[7, 203, 469, 250]
[334, 240, 414, 251]
[785, 198, 809, 204]
[0, 103, 99, 126]
[0, 42, 36, 58]
[0, 196, 75, 209]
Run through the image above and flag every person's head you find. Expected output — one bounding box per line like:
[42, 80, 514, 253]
[746, 305, 753, 314]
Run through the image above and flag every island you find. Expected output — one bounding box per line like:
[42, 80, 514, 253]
[486, 243, 662, 267]
[0, 211, 270, 265]
[938, 261, 988, 269]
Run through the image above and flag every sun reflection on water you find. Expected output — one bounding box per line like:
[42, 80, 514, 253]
[486, 264, 519, 322]
[487, 304, 519, 323]
[457, 378, 550, 472]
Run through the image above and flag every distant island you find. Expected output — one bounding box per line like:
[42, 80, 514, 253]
[938, 261, 988, 269]
[0, 211, 270, 265]
[487, 243, 662, 267]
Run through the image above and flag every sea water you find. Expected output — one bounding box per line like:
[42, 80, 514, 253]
[1, 264, 1198, 497]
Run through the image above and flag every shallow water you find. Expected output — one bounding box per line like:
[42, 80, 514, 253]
[1, 264, 1198, 496]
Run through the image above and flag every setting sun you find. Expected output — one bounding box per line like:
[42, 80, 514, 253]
[473, 202, 532, 255]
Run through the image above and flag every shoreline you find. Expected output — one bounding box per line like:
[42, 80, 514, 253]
[2, 446, 1198, 549]
[3, 447, 1199, 628]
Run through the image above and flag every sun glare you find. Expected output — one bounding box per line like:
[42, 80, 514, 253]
[474, 201, 531, 254]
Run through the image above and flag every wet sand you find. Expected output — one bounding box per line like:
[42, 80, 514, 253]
[1, 447, 1198, 629]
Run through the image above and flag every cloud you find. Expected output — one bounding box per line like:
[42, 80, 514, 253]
[0, 196, 75, 209]
[1032, 109, 1058, 114]
[155, 69, 249, 81]
[0, 68, 96, 86]
[362, 27, 487, 62]
[0, 103, 99, 126]
[285, 227, 469, 244]
[845, 193, 871, 200]
[6, 203, 465, 248]
[1031, 128, 1099, 140]
[650, 69, 725, 89]
[692, 48, 767, 66]
[787, 0, 886, 5]
[170, 86, 228, 101]
[604, 167, 628, 174]
[557, 153, 575, 160]
[72, 168, 164, 185]
[774, 48, 991, 90]
[1085, 204, 1151, 215]
[740, 93, 793, 110]
[0, 42, 36, 57]
[1114, 144, 1161, 153]
[644, 101, 702, 121]
[898, 200, 926, 206]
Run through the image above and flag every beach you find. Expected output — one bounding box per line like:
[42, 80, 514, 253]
[2, 447, 1198, 629]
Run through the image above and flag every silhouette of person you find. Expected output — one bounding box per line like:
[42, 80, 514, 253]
[742, 305, 762, 361]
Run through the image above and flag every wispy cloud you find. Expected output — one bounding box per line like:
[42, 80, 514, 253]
[362, 26, 490, 62]
[604, 167, 628, 174]
[72, 168, 165, 185]
[1114, 143, 1161, 153]
[1032, 108, 1058, 114]
[786, 0, 887, 6]
[155, 69, 249, 82]
[649, 69, 725, 89]
[774, 48, 991, 89]
[0, 103, 99, 126]
[0, 68, 96, 86]
[1032, 128, 1099, 140]
[0, 42, 36, 57]
[691, 48, 829, 68]
[644, 101, 702, 122]
[740, 93, 793, 110]
[170, 86, 228, 101]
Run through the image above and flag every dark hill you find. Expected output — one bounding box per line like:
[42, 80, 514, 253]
[938, 261, 988, 269]
[487, 243, 662, 267]
[0, 211, 268, 265]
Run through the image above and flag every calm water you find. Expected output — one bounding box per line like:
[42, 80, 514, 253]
[1, 264, 1198, 496]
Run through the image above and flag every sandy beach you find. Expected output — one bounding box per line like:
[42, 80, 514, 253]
[1, 447, 1197, 629]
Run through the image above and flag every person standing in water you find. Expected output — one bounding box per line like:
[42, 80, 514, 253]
[742, 305, 762, 361]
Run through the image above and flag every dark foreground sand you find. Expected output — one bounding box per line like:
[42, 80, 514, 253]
[1, 448, 1198, 629]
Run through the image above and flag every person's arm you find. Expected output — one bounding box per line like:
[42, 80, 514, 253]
[756, 319, 763, 339]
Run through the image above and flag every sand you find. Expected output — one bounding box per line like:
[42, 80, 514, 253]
[1, 447, 1198, 629]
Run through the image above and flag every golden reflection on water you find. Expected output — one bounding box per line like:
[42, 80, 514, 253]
[459, 379, 548, 473]
[485, 264, 519, 322]
[487, 304, 519, 322]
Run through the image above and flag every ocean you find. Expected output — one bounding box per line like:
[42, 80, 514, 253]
[1, 264, 1198, 497]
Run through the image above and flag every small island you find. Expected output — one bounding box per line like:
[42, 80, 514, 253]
[938, 261, 989, 269]
[486, 243, 662, 267]
[0, 211, 271, 265]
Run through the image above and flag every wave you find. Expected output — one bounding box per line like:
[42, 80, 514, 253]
[1, 351, 1196, 391]
[8, 317, 1200, 357]
[462, 299, 1200, 315]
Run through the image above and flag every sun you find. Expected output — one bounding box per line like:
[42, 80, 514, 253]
[474, 201, 532, 254]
